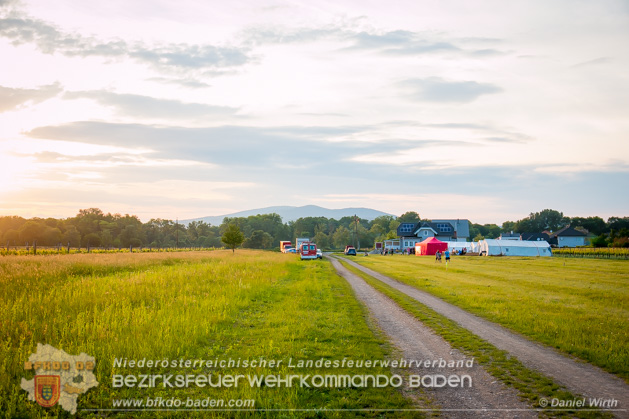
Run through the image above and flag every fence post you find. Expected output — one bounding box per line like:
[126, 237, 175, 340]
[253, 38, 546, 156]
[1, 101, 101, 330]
[33, 240, 37, 255]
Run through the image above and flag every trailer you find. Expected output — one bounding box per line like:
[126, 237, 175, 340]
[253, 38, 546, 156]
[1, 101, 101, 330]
[296, 237, 310, 252]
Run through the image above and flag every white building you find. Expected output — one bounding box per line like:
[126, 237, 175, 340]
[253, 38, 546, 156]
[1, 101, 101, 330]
[552, 226, 587, 248]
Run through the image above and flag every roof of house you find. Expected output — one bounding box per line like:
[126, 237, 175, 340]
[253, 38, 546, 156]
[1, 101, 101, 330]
[414, 222, 438, 234]
[521, 232, 550, 241]
[415, 221, 450, 234]
[397, 222, 418, 236]
[500, 232, 521, 238]
[554, 226, 586, 237]
[397, 221, 452, 237]
[432, 219, 470, 238]
[397, 219, 471, 238]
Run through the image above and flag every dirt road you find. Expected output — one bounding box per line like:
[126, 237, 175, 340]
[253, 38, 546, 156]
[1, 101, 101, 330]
[336, 256, 629, 414]
[329, 256, 537, 418]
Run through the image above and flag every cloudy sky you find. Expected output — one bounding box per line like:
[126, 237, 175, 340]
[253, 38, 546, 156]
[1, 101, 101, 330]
[1, 0, 628, 224]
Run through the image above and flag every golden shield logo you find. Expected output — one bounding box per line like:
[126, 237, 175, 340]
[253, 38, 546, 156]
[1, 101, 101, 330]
[34, 375, 61, 408]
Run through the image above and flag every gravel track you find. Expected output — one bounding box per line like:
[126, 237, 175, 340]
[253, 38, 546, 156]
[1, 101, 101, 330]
[329, 256, 537, 418]
[337, 255, 629, 415]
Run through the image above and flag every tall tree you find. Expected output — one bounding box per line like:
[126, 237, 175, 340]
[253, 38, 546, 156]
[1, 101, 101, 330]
[312, 231, 330, 250]
[397, 211, 421, 223]
[569, 216, 606, 236]
[243, 230, 273, 249]
[18, 220, 45, 244]
[607, 217, 629, 232]
[514, 209, 568, 233]
[222, 223, 245, 253]
[501, 221, 516, 233]
[332, 226, 351, 249]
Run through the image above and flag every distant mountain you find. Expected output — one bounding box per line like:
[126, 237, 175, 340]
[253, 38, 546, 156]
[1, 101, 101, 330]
[181, 205, 395, 226]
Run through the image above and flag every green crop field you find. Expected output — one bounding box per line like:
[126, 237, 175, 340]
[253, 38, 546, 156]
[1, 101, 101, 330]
[1, 251, 418, 418]
[346, 254, 629, 382]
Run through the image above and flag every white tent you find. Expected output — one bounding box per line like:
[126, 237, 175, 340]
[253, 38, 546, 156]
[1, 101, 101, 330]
[478, 239, 551, 257]
[444, 242, 474, 253]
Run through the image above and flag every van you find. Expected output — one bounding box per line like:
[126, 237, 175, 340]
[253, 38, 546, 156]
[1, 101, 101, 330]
[300, 242, 318, 260]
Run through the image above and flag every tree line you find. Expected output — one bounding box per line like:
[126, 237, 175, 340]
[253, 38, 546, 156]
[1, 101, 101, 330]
[500, 209, 629, 248]
[0, 208, 627, 250]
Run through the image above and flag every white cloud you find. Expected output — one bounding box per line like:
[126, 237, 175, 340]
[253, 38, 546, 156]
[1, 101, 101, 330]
[0, 82, 62, 112]
[399, 77, 502, 103]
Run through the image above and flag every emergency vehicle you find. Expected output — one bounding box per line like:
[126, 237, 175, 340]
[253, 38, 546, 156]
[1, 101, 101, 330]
[300, 242, 318, 260]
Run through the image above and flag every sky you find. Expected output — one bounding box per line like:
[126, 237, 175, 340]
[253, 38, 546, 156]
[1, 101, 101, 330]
[0, 0, 628, 224]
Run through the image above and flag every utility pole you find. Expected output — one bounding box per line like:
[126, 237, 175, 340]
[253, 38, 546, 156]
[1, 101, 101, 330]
[176, 218, 179, 249]
[354, 214, 359, 250]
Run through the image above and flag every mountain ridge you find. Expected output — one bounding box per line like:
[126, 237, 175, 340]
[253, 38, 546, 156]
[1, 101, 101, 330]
[181, 205, 395, 226]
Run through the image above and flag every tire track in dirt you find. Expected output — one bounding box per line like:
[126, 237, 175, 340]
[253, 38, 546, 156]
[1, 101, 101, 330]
[338, 256, 629, 413]
[329, 256, 537, 418]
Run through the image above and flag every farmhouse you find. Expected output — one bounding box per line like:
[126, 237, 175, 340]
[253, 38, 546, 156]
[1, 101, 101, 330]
[396, 219, 471, 251]
[548, 226, 587, 248]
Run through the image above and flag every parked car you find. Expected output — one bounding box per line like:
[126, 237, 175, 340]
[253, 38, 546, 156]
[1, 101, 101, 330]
[285, 248, 298, 254]
[345, 248, 356, 256]
[316, 249, 323, 259]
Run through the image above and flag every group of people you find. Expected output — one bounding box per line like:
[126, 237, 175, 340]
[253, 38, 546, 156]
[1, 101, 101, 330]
[381, 247, 466, 260]
[435, 249, 450, 262]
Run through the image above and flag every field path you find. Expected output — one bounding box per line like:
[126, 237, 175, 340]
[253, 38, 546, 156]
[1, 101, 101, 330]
[329, 256, 536, 418]
[337, 255, 629, 412]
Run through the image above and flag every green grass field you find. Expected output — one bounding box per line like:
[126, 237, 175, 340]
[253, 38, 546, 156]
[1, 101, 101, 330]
[1, 251, 418, 418]
[347, 254, 629, 382]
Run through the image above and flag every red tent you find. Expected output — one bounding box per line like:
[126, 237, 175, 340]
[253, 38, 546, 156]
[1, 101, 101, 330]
[415, 237, 448, 256]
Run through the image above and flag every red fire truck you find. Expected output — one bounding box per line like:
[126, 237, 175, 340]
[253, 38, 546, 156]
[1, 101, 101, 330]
[279, 241, 293, 253]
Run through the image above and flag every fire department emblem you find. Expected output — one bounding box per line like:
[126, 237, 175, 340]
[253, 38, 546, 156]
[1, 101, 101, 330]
[21, 344, 99, 414]
[34, 375, 61, 408]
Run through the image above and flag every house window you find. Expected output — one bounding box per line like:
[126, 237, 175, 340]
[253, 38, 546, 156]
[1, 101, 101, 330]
[436, 223, 452, 233]
[399, 223, 414, 233]
[424, 231, 428, 236]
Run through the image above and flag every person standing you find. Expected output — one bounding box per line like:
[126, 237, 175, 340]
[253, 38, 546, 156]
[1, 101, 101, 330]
[445, 249, 451, 262]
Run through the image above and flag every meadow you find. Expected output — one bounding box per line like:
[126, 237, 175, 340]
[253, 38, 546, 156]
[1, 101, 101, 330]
[347, 254, 629, 382]
[1, 251, 417, 418]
